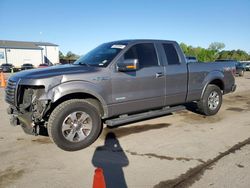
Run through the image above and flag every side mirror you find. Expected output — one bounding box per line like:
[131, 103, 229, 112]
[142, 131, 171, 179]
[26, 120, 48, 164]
[117, 59, 139, 72]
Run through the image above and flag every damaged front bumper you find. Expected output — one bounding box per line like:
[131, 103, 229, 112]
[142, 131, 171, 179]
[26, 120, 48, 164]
[5, 75, 62, 135]
[6, 86, 50, 135]
[7, 106, 36, 135]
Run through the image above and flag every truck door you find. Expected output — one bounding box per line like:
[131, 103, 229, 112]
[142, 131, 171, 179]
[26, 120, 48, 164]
[160, 43, 188, 105]
[111, 43, 165, 116]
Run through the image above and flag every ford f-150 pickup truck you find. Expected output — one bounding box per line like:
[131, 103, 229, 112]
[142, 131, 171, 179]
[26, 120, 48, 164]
[5, 40, 236, 151]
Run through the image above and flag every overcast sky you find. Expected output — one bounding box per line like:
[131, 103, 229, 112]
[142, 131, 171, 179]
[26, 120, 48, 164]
[0, 0, 249, 55]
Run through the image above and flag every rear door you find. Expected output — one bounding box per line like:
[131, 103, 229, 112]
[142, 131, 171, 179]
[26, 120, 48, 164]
[110, 43, 165, 116]
[160, 42, 188, 105]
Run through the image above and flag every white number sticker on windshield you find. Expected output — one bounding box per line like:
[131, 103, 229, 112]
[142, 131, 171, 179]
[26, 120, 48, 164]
[111, 45, 126, 49]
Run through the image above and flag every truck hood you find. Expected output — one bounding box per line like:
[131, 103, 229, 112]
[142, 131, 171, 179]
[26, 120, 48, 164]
[10, 64, 99, 80]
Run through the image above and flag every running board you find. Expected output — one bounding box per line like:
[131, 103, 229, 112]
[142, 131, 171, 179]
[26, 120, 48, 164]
[105, 105, 186, 127]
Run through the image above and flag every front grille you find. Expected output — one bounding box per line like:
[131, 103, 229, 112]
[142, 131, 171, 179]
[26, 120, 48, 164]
[5, 79, 17, 105]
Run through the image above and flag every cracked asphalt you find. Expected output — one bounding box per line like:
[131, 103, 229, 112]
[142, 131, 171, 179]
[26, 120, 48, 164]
[0, 72, 250, 188]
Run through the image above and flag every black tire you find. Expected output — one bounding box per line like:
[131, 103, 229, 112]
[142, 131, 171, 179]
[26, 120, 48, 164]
[198, 84, 222, 116]
[48, 99, 102, 151]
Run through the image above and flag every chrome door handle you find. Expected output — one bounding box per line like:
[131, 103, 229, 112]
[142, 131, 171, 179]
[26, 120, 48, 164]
[156, 72, 163, 78]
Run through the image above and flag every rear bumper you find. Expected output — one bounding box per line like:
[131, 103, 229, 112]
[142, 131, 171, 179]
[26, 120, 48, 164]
[224, 84, 236, 94]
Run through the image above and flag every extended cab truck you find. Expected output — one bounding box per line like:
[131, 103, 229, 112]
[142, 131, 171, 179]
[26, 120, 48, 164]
[5, 40, 236, 151]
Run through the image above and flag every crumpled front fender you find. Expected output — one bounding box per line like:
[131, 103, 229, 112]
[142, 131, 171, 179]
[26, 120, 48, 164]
[46, 81, 109, 118]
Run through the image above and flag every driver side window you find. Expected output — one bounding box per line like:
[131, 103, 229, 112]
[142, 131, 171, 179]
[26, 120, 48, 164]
[124, 43, 159, 68]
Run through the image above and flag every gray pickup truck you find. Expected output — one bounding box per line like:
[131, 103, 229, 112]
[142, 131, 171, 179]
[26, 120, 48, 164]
[5, 40, 236, 151]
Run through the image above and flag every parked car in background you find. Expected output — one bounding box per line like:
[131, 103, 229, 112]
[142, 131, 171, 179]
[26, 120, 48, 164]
[245, 63, 250, 71]
[21, 63, 34, 70]
[1, 63, 14, 72]
[53, 63, 62, 66]
[38, 64, 49, 68]
[186, 56, 198, 63]
[235, 62, 246, 76]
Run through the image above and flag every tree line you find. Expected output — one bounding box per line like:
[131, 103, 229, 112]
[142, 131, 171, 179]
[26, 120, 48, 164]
[59, 42, 250, 63]
[59, 51, 80, 64]
[180, 42, 250, 62]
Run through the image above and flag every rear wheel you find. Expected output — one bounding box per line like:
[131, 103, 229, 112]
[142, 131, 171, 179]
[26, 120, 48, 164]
[198, 84, 222, 116]
[48, 99, 102, 151]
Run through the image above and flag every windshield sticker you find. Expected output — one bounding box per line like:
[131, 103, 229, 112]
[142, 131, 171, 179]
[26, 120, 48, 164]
[99, 59, 108, 66]
[111, 44, 126, 49]
[102, 60, 108, 64]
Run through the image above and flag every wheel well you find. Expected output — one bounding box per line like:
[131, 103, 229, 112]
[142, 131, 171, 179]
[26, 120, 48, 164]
[209, 79, 224, 91]
[46, 93, 104, 119]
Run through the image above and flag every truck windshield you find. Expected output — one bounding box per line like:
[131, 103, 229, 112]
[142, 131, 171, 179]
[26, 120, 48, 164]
[74, 43, 126, 67]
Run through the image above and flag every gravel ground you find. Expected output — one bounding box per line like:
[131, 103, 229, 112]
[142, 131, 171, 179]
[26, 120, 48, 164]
[0, 72, 250, 188]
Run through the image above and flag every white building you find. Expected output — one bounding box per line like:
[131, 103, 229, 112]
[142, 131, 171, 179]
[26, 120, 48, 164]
[0, 40, 59, 67]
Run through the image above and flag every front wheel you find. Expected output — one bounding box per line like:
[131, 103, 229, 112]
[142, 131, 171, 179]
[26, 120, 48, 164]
[198, 84, 222, 116]
[48, 99, 102, 151]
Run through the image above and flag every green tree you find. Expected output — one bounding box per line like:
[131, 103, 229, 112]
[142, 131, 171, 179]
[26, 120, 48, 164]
[208, 42, 225, 52]
[179, 43, 188, 54]
[180, 42, 232, 62]
[180, 43, 218, 62]
[65, 51, 80, 61]
[59, 51, 64, 59]
[218, 50, 250, 61]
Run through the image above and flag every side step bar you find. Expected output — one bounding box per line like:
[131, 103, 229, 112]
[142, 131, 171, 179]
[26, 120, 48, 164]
[105, 105, 186, 127]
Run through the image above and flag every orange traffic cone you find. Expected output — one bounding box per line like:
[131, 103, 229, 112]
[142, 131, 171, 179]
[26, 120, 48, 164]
[93, 168, 106, 188]
[0, 72, 6, 88]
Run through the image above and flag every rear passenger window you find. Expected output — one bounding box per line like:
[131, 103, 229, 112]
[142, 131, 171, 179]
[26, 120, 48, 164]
[162, 43, 180, 65]
[124, 43, 158, 67]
